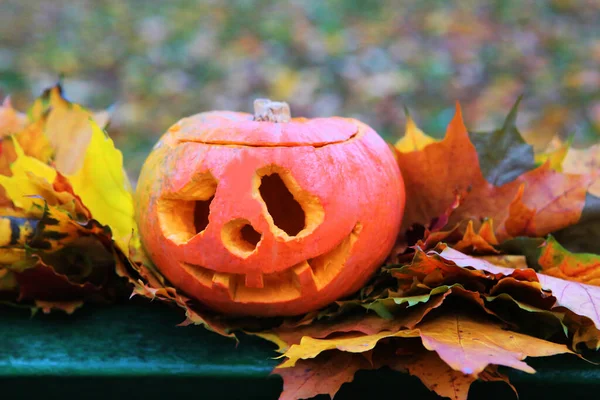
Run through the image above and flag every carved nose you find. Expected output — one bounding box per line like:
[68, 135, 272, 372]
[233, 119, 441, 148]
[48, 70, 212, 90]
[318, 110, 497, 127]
[221, 218, 262, 258]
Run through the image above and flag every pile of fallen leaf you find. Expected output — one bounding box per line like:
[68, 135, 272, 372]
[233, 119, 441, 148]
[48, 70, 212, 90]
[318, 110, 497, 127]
[0, 86, 135, 313]
[1, 85, 599, 400]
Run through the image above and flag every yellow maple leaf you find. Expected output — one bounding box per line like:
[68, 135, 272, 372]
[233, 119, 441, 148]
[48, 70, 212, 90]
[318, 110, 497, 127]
[15, 117, 54, 163]
[395, 112, 437, 152]
[534, 135, 573, 172]
[65, 120, 135, 253]
[31, 87, 110, 175]
[277, 329, 419, 368]
[0, 137, 57, 212]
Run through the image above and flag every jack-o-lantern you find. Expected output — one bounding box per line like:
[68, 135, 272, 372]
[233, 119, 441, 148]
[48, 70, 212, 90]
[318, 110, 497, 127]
[135, 99, 405, 316]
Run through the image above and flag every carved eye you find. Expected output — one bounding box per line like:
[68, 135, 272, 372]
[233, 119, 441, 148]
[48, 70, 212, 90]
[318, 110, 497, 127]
[253, 165, 324, 239]
[258, 172, 305, 236]
[157, 171, 217, 244]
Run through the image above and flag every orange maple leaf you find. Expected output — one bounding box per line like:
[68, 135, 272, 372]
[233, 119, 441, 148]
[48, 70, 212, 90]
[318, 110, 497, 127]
[396, 104, 591, 242]
[276, 352, 370, 400]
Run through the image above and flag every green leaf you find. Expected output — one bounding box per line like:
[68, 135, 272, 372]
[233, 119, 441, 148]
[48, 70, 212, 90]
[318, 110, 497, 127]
[537, 235, 600, 285]
[470, 97, 536, 186]
[497, 236, 545, 270]
[364, 285, 454, 319]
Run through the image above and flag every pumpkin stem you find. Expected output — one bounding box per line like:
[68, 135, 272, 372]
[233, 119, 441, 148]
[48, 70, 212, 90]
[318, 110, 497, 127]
[253, 98, 291, 123]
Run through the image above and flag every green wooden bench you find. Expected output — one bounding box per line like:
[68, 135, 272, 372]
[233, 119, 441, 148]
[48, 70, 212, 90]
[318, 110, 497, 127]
[1, 301, 598, 399]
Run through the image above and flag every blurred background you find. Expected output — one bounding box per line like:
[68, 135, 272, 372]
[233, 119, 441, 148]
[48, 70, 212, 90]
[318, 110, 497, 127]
[0, 0, 599, 179]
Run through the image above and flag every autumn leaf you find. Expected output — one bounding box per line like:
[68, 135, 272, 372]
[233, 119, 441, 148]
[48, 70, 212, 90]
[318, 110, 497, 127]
[476, 254, 528, 269]
[538, 236, 600, 285]
[275, 307, 572, 400]
[113, 249, 235, 338]
[29, 205, 111, 253]
[484, 292, 569, 339]
[469, 96, 536, 186]
[395, 108, 437, 152]
[439, 246, 600, 337]
[553, 193, 600, 253]
[0, 194, 128, 311]
[561, 142, 599, 196]
[548, 141, 600, 252]
[0, 214, 36, 249]
[389, 247, 500, 294]
[497, 236, 546, 269]
[277, 329, 420, 368]
[277, 339, 518, 400]
[394, 351, 479, 400]
[536, 274, 600, 334]
[276, 351, 370, 400]
[265, 292, 449, 352]
[395, 103, 591, 243]
[9, 116, 54, 164]
[417, 310, 572, 375]
[268, 313, 410, 350]
[11, 256, 103, 304]
[27, 84, 111, 174]
[278, 343, 508, 400]
[536, 136, 600, 252]
[0, 107, 133, 255]
[364, 286, 454, 320]
[277, 291, 572, 375]
[0, 97, 26, 137]
[34, 299, 84, 315]
[0, 134, 89, 224]
[0, 136, 56, 212]
[64, 120, 135, 253]
[535, 135, 573, 172]
[386, 249, 562, 331]
[374, 347, 507, 400]
[452, 220, 499, 254]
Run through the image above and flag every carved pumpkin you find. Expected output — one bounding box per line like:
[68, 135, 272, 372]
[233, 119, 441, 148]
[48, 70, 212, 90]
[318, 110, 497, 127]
[135, 99, 405, 316]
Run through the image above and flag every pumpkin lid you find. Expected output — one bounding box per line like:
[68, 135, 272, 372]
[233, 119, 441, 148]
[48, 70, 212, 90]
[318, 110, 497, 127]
[169, 99, 359, 147]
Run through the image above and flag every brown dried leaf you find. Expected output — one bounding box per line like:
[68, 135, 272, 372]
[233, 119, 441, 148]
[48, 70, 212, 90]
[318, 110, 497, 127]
[276, 351, 370, 400]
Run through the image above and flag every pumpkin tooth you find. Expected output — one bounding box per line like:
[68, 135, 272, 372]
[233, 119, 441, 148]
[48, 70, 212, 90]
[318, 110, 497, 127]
[292, 261, 318, 293]
[212, 272, 234, 297]
[244, 271, 264, 289]
[180, 263, 214, 285]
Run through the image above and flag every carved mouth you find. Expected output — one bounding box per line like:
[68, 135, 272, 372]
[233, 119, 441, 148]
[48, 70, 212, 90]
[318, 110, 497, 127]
[180, 222, 362, 303]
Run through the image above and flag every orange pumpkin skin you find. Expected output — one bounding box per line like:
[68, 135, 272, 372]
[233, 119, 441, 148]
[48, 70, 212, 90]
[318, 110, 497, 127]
[135, 105, 405, 316]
